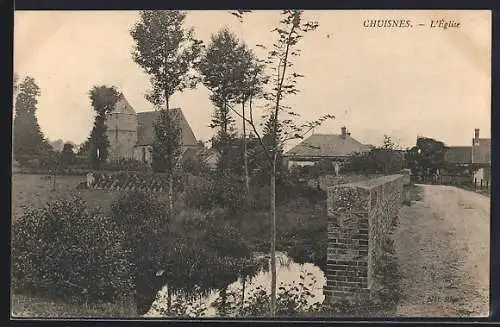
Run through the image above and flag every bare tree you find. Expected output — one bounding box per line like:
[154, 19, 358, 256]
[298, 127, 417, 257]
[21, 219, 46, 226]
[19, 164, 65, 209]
[229, 10, 334, 315]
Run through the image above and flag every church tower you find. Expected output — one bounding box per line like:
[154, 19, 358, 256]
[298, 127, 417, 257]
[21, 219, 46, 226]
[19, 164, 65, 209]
[105, 93, 138, 161]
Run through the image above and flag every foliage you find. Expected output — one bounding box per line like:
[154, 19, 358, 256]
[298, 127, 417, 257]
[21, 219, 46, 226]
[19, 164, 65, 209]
[61, 143, 76, 167]
[110, 191, 170, 315]
[130, 10, 202, 109]
[86, 85, 120, 170]
[344, 149, 405, 175]
[103, 158, 152, 172]
[226, 10, 333, 315]
[184, 170, 250, 214]
[13, 76, 52, 166]
[198, 28, 252, 171]
[407, 136, 449, 176]
[211, 272, 322, 317]
[11, 196, 134, 305]
[151, 109, 182, 174]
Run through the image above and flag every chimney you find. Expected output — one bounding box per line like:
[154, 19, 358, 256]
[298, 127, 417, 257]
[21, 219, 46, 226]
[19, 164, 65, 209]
[474, 128, 480, 140]
[341, 126, 347, 138]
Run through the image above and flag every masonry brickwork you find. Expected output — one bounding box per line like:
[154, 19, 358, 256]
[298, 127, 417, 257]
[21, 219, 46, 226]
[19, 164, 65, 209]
[324, 174, 406, 303]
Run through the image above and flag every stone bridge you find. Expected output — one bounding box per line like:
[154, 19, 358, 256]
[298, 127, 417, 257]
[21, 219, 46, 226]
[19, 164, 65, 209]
[324, 170, 411, 303]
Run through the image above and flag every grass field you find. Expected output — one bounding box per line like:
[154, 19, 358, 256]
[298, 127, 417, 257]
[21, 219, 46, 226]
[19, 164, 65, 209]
[11, 294, 137, 318]
[12, 174, 173, 220]
[11, 173, 124, 222]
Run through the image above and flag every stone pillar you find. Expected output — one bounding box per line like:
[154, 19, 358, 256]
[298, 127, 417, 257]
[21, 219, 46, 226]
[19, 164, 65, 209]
[400, 169, 411, 204]
[325, 184, 371, 303]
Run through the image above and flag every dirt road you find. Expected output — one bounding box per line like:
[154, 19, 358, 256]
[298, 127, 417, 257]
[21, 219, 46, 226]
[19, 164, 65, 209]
[394, 184, 490, 317]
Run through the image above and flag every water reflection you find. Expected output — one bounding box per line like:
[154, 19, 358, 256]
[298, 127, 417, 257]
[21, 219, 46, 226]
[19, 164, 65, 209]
[145, 252, 326, 317]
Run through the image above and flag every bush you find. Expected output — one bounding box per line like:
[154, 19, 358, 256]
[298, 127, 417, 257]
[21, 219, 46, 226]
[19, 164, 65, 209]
[184, 172, 248, 214]
[103, 158, 152, 172]
[110, 191, 170, 315]
[11, 196, 134, 305]
[211, 272, 322, 317]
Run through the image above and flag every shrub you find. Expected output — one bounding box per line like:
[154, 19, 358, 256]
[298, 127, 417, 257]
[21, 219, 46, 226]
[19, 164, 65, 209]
[11, 196, 134, 305]
[211, 272, 322, 317]
[184, 172, 248, 214]
[103, 158, 152, 172]
[110, 191, 170, 315]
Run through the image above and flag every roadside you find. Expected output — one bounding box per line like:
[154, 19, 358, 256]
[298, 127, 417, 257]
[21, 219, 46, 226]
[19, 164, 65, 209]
[394, 184, 489, 317]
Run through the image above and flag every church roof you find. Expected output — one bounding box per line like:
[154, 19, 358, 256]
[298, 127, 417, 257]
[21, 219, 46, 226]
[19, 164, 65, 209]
[136, 109, 199, 146]
[111, 93, 136, 115]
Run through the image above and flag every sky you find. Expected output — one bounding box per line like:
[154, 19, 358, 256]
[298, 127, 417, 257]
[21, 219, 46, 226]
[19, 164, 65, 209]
[13, 10, 491, 150]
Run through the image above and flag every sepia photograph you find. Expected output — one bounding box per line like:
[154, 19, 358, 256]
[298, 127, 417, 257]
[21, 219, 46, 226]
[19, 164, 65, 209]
[11, 9, 491, 319]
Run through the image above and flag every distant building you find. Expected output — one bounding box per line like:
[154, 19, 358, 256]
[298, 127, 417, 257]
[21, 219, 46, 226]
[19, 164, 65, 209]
[471, 128, 491, 182]
[105, 93, 203, 164]
[443, 128, 490, 183]
[444, 146, 472, 165]
[283, 126, 371, 169]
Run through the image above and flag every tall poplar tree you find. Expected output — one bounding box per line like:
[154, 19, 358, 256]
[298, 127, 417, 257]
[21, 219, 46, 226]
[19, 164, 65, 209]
[87, 85, 120, 170]
[13, 76, 50, 166]
[130, 9, 202, 314]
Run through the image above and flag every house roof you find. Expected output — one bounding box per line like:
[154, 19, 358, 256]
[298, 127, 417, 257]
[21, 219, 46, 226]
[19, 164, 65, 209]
[284, 133, 371, 158]
[136, 109, 198, 146]
[472, 138, 491, 164]
[444, 146, 472, 164]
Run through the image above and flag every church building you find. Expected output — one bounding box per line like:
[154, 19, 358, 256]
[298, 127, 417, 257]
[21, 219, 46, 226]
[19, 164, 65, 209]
[105, 93, 202, 164]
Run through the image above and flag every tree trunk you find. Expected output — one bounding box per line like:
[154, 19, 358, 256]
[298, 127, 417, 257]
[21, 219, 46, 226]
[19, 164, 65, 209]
[51, 172, 56, 191]
[241, 276, 246, 312]
[167, 286, 172, 315]
[270, 160, 277, 316]
[242, 101, 250, 194]
[168, 174, 174, 216]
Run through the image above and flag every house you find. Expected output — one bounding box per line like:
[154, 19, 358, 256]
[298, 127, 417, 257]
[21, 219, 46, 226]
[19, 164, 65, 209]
[443, 128, 490, 183]
[471, 128, 491, 182]
[105, 93, 203, 164]
[444, 146, 472, 165]
[284, 126, 371, 170]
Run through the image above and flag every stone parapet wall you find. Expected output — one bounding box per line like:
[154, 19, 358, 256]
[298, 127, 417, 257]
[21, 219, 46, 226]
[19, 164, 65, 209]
[324, 174, 404, 303]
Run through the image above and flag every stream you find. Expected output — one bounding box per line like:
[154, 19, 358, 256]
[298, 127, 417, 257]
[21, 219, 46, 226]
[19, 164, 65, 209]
[144, 252, 326, 317]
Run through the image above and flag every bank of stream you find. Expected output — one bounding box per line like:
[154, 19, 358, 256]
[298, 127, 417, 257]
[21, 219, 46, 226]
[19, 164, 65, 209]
[144, 252, 326, 317]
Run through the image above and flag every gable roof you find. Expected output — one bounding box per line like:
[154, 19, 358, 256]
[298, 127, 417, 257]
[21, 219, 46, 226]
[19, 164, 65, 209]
[472, 138, 491, 164]
[111, 93, 136, 115]
[136, 109, 198, 146]
[284, 134, 371, 158]
[444, 146, 472, 164]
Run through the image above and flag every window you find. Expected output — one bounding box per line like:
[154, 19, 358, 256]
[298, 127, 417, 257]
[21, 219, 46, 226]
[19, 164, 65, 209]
[142, 147, 146, 162]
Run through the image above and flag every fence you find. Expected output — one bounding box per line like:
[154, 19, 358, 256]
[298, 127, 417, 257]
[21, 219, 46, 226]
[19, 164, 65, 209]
[410, 174, 490, 192]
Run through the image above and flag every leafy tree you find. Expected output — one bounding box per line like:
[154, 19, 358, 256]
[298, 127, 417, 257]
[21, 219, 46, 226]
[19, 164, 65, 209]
[236, 47, 264, 194]
[131, 10, 202, 232]
[198, 28, 248, 172]
[87, 85, 120, 170]
[344, 135, 405, 175]
[408, 136, 448, 176]
[227, 10, 334, 316]
[130, 10, 202, 110]
[13, 76, 51, 166]
[61, 142, 76, 167]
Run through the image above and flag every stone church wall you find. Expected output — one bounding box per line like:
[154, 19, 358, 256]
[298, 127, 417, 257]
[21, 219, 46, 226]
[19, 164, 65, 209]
[105, 113, 138, 161]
